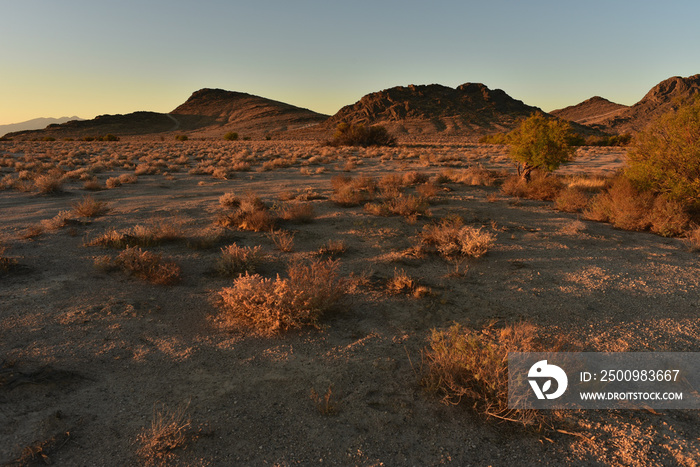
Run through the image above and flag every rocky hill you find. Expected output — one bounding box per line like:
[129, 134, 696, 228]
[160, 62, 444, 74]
[170, 88, 328, 137]
[550, 97, 628, 127]
[320, 83, 542, 139]
[0, 116, 82, 137]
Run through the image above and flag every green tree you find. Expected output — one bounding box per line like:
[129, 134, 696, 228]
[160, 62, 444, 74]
[626, 98, 700, 208]
[507, 113, 575, 181]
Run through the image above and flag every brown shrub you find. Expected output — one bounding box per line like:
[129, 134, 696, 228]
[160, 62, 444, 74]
[422, 322, 546, 425]
[318, 239, 347, 257]
[501, 172, 563, 201]
[330, 175, 376, 207]
[685, 224, 700, 251]
[105, 177, 122, 189]
[421, 218, 495, 258]
[136, 403, 195, 466]
[109, 247, 181, 285]
[218, 192, 240, 209]
[269, 230, 295, 252]
[218, 259, 344, 335]
[649, 196, 690, 237]
[583, 177, 654, 231]
[216, 244, 265, 276]
[34, 174, 64, 194]
[278, 201, 316, 223]
[554, 187, 589, 213]
[72, 195, 110, 217]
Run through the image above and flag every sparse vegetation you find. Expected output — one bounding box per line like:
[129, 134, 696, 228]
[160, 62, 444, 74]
[72, 195, 110, 217]
[218, 259, 343, 335]
[421, 217, 495, 258]
[216, 244, 265, 276]
[422, 322, 549, 425]
[136, 403, 195, 466]
[100, 247, 181, 285]
[330, 175, 377, 206]
[269, 229, 295, 252]
[34, 173, 64, 194]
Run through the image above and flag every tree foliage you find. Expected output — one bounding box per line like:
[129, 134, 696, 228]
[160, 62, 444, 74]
[626, 98, 700, 208]
[507, 113, 575, 181]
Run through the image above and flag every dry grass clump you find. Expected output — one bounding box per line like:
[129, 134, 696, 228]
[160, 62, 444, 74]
[386, 268, 430, 298]
[501, 172, 563, 201]
[88, 222, 183, 248]
[318, 239, 347, 257]
[217, 193, 276, 232]
[565, 175, 609, 192]
[277, 201, 316, 223]
[554, 187, 589, 213]
[421, 217, 495, 258]
[72, 195, 110, 217]
[105, 176, 122, 189]
[34, 173, 64, 194]
[269, 229, 295, 252]
[100, 247, 181, 285]
[218, 259, 344, 335]
[83, 179, 103, 191]
[415, 181, 439, 200]
[40, 210, 77, 231]
[218, 192, 240, 209]
[136, 402, 195, 466]
[216, 244, 265, 276]
[330, 175, 377, 207]
[422, 322, 546, 425]
[444, 167, 499, 186]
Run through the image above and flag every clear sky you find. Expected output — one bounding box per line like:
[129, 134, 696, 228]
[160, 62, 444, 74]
[1, 0, 699, 125]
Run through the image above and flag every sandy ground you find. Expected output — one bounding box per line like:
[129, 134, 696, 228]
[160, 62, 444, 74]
[0, 142, 698, 466]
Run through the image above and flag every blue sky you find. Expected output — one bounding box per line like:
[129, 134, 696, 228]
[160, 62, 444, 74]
[1, 0, 699, 124]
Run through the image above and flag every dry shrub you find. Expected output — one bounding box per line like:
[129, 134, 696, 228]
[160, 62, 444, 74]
[422, 322, 546, 425]
[118, 173, 138, 184]
[402, 171, 430, 185]
[330, 175, 377, 207]
[72, 195, 110, 217]
[685, 224, 700, 251]
[318, 239, 347, 257]
[649, 196, 690, 237]
[278, 201, 316, 223]
[216, 244, 265, 276]
[421, 217, 495, 258]
[450, 167, 498, 186]
[21, 225, 43, 240]
[501, 172, 563, 201]
[554, 187, 589, 213]
[583, 177, 654, 231]
[136, 402, 195, 466]
[40, 210, 76, 231]
[109, 247, 181, 285]
[218, 259, 344, 335]
[0, 244, 17, 273]
[105, 177, 122, 189]
[219, 192, 240, 209]
[34, 174, 64, 194]
[310, 385, 337, 415]
[218, 194, 276, 232]
[416, 181, 439, 199]
[565, 175, 608, 192]
[83, 179, 103, 191]
[387, 268, 430, 297]
[269, 230, 294, 252]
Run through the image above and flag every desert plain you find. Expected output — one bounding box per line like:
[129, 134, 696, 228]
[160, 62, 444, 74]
[0, 139, 698, 466]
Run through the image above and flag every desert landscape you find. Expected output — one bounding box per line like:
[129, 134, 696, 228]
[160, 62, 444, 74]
[1, 73, 699, 466]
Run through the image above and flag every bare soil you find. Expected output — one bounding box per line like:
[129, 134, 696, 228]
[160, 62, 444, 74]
[0, 142, 698, 466]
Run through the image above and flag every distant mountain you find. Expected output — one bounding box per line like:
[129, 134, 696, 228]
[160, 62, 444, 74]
[320, 83, 544, 138]
[550, 97, 628, 127]
[0, 116, 82, 137]
[603, 74, 700, 133]
[171, 88, 328, 136]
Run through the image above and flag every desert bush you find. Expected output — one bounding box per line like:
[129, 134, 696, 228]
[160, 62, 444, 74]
[217, 194, 276, 232]
[649, 196, 690, 237]
[0, 244, 17, 273]
[175, 134, 188, 141]
[34, 174, 64, 194]
[328, 123, 396, 147]
[318, 239, 347, 257]
[106, 247, 181, 285]
[501, 172, 563, 201]
[508, 113, 575, 181]
[88, 222, 183, 248]
[136, 402, 194, 466]
[583, 177, 654, 231]
[83, 179, 103, 191]
[330, 175, 377, 207]
[416, 181, 439, 199]
[218, 259, 344, 335]
[448, 167, 499, 186]
[421, 218, 495, 258]
[422, 322, 547, 424]
[269, 230, 295, 252]
[72, 195, 110, 217]
[118, 173, 137, 184]
[224, 132, 239, 141]
[40, 210, 76, 231]
[219, 192, 240, 209]
[626, 98, 700, 208]
[216, 244, 265, 276]
[105, 177, 121, 189]
[277, 201, 316, 223]
[554, 187, 589, 213]
[386, 268, 430, 297]
[685, 224, 700, 251]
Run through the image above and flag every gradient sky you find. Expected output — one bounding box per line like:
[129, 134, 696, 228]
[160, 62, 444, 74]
[2, 0, 699, 125]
